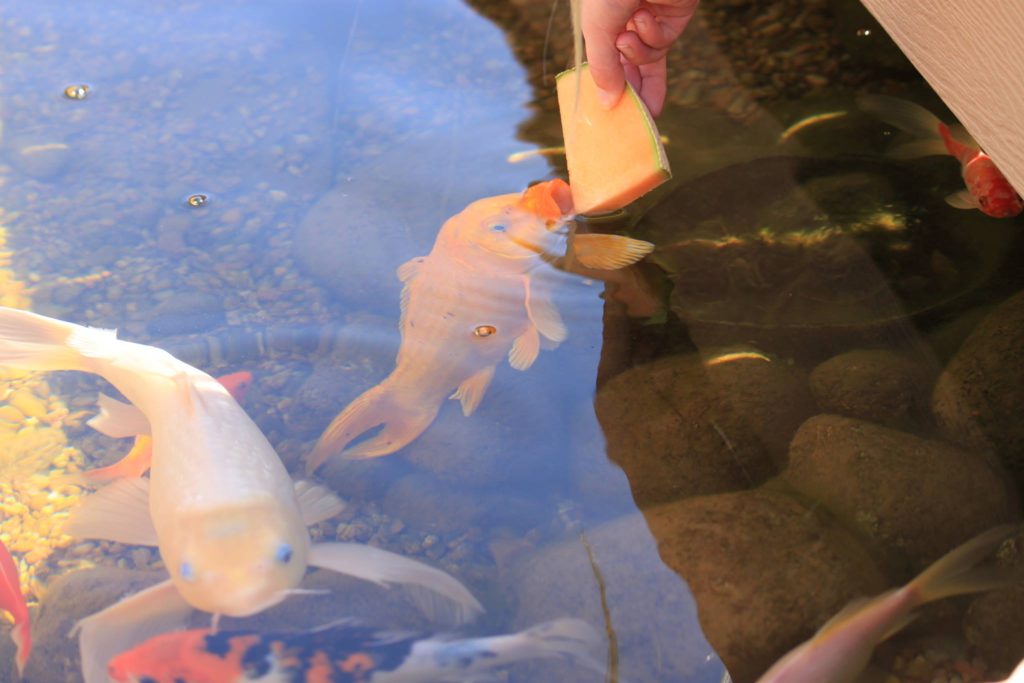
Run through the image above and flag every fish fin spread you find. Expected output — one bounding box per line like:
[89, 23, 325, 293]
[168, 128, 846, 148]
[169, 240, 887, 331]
[307, 383, 439, 471]
[73, 579, 193, 683]
[450, 365, 495, 416]
[525, 276, 568, 344]
[308, 542, 484, 625]
[0, 306, 115, 372]
[888, 138, 951, 159]
[945, 189, 978, 210]
[294, 480, 346, 526]
[87, 393, 151, 438]
[509, 325, 541, 371]
[397, 257, 425, 329]
[907, 524, 1019, 604]
[80, 435, 154, 484]
[572, 234, 655, 270]
[62, 478, 158, 546]
[857, 94, 945, 140]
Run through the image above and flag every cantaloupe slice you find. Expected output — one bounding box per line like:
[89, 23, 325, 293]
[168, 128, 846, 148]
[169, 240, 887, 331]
[556, 63, 671, 214]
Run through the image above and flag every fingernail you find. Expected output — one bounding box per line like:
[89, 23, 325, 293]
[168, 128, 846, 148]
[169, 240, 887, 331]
[597, 88, 618, 109]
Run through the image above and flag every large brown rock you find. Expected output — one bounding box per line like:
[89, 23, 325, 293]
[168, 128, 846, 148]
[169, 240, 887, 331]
[594, 350, 815, 507]
[933, 290, 1024, 484]
[784, 415, 1019, 573]
[809, 348, 936, 431]
[644, 488, 889, 683]
[965, 584, 1024, 677]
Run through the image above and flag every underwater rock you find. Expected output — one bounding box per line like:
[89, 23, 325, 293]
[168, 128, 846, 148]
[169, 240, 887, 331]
[381, 472, 483, 537]
[145, 291, 226, 336]
[643, 487, 889, 683]
[964, 583, 1024, 677]
[784, 415, 1018, 573]
[6, 568, 168, 682]
[933, 290, 1024, 484]
[809, 348, 936, 431]
[507, 512, 719, 683]
[593, 349, 815, 507]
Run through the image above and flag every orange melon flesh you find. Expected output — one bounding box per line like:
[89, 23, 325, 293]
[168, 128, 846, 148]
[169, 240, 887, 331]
[556, 63, 671, 214]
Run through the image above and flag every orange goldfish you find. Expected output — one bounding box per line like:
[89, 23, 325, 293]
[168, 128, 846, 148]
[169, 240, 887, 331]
[0, 308, 482, 683]
[307, 178, 653, 470]
[82, 371, 254, 483]
[0, 539, 30, 677]
[859, 94, 1023, 218]
[107, 617, 599, 683]
[754, 524, 1019, 683]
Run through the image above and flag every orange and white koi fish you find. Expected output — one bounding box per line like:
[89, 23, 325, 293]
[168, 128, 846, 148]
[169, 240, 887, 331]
[0, 539, 30, 677]
[107, 617, 600, 683]
[0, 308, 482, 683]
[307, 179, 653, 470]
[859, 94, 1024, 218]
[81, 371, 254, 483]
[754, 524, 1019, 683]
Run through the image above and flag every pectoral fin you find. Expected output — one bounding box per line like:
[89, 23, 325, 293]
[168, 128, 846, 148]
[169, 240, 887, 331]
[87, 393, 150, 438]
[73, 579, 192, 683]
[509, 325, 540, 371]
[450, 365, 495, 416]
[945, 189, 977, 210]
[524, 276, 567, 343]
[294, 480, 346, 526]
[62, 478, 158, 546]
[572, 234, 654, 270]
[308, 542, 483, 625]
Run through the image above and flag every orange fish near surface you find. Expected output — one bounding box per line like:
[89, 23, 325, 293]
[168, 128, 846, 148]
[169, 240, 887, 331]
[0, 539, 31, 677]
[307, 179, 653, 470]
[859, 94, 1024, 218]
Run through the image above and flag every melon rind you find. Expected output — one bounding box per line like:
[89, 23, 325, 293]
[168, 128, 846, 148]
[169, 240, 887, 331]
[556, 63, 671, 214]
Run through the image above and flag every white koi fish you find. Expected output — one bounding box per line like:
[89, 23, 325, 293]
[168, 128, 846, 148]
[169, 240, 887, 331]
[307, 179, 653, 470]
[754, 524, 1019, 683]
[0, 307, 482, 683]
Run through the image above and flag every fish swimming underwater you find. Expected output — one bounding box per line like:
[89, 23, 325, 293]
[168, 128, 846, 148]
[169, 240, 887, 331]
[0, 307, 482, 683]
[0, 538, 31, 677]
[79, 371, 253, 483]
[754, 524, 1020, 683]
[307, 179, 653, 470]
[858, 94, 1024, 218]
[107, 617, 600, 683]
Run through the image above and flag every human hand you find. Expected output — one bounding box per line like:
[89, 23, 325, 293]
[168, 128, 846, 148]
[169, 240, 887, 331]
[581, 0, 700, 117]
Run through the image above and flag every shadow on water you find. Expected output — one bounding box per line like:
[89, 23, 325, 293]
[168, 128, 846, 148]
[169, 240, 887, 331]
[1, 0, 1023, 681]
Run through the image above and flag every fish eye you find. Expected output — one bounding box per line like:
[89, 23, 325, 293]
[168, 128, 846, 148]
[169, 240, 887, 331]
[275, 543, 293, 564]
[180, 562, 195, 582]
[489, 223, 507, 232]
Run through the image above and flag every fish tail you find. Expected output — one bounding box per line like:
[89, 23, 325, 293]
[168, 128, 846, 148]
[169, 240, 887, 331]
[306, 382, 438, 472]
[857, 94, 945, 140]
[0, 306, 116, 373]
[407, 618, 603, 678]
[12, 620, 30, 677]
[907, 524, 1019, 605]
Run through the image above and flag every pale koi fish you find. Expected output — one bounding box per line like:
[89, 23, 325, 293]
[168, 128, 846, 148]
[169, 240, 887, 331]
[0, 538, 31, 677]
[107, 617, 601, 683]
[0, 308, 483, 683]
[754, 524, 1019, 683]
[858, 94, 1024, 218]
[306, 179, 653, 470]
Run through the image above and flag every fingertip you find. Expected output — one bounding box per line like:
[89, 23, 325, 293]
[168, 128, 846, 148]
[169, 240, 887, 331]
[597, 84, 623, 109]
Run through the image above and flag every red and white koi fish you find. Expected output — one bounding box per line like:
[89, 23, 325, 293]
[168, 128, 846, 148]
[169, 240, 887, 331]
[0, 308, 482, 683]
[107, 617, 600, 683]
[858, 94, 1024, 218]
[307, 179, 653, 470]
[0, 539, 30, 677]
[754, 524, 1019, 683]
[81, 371, 254, 483]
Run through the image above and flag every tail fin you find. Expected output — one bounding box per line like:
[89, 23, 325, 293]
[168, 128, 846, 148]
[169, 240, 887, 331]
[306, 382, 439, 473]
[857, 94, 944, 139]
[0, 307, 113, 373]
[909, 524, 1019, 604]
[406, 618, 603, 680]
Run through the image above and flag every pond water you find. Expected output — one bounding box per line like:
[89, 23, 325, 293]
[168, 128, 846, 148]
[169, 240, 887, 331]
[0, 0, 1022, 681]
